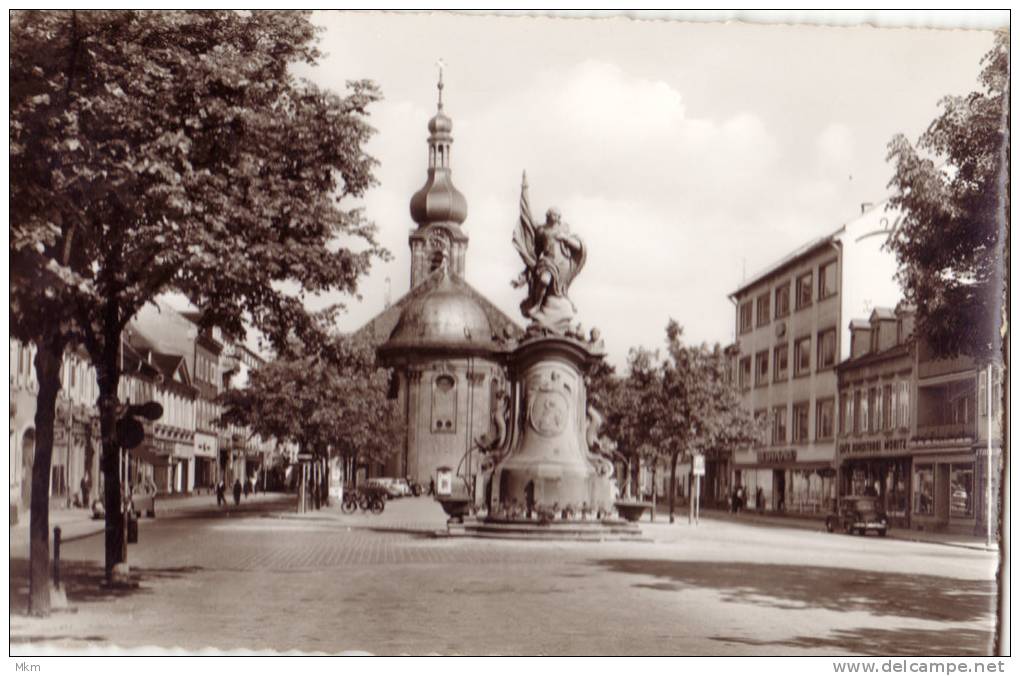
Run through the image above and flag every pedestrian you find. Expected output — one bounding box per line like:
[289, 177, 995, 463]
[80, 473, 91, 510]
[735, 486, 745, 513]
[233, 478, 242, 506]
[428, 477, 435, 496]
[244, 477, 251, 498]
[756, 487, 765, 514]
[216, 480, 226, 506]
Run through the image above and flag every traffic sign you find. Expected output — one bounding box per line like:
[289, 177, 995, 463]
[692, 454, 706, 476]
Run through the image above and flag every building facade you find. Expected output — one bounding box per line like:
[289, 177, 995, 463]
[728, 202, 903, 514]
[911, 339, 1003, 535]
[358, 79, 521, 488]
[835, 305, 916, 527]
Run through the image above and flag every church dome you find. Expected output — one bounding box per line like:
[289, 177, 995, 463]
[410, 172, 467, 226]
[381, 270, 497, 355]
[428, 110, 453, 135]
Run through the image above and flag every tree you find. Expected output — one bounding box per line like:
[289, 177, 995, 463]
[595, 347, 664, 500]
[219, 336, 402, 508]
[10, 10, 384, 611]
[885, 32, 1008, 360]
[657, 320, 764, 522]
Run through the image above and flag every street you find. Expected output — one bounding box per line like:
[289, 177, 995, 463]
[10, 495, 998, 656]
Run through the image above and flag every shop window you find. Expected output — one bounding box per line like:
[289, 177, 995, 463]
[794, 336, 811, 377]
[792, 402, 809, 443]
[817, 328, 836, 370]
[738, 357, 751, 391]
[949, 463, 974, 517]
[913, 464, 934, 515]
[818, 260, 838, 299]
[755, 351, 769, 387]
[773, 344, 788, 382]
[739, 302, 753, 334]
[816, 398, 834, 440]
[796, 271, 813, 310]
[756, 293, 770, 327]
[774, 283, 790, 319]
[771, 405, 787, 445]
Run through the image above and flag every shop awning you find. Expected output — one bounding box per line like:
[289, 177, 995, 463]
[129, 445, 175, 466]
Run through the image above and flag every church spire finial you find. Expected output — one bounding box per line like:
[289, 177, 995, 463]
[436, 58, 446, 111]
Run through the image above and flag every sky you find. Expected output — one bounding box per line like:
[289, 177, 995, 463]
[291, 11, 999, 370]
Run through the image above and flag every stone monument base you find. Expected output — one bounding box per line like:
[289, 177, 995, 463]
[440, 516, 647, 542]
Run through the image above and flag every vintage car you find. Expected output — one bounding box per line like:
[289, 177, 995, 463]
[130, 480, 158, 518]
[362, 479, 399, 500]
[365, 477, 411, 499]
[825, 495, 888, 536]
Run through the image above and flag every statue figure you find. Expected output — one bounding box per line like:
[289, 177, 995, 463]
[513, 173, 586, 334]
[475, 390, 509, 456]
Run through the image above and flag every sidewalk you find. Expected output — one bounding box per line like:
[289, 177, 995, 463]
[9, 492, 293, 555]
[639, 503, 999, 552]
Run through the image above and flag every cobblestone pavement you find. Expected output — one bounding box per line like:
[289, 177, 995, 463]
[9, 495, 1001, 656]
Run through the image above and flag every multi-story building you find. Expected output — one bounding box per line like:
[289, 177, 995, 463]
[10, 340, 103, 522]
[835, 302, 1003, 535]
[219, 339, 275, 485]
[127, 329, 197, 494]
[727, 202, 902, 515]
[912, 338, 1003, 535]
[180, 313, 223, 491]
[835, 304, 916, 527]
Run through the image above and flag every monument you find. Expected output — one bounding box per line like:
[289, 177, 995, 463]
[482, 174, 621, 524]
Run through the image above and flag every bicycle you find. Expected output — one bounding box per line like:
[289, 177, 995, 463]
[341, 489, 384, 514]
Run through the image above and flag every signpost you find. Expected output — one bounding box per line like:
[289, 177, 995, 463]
[691, 454, 705, 525]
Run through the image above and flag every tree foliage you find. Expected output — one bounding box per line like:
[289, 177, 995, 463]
[10, 10, 385, 602]
[219, 337, 402, 473]
[885, 32, 1008, 359]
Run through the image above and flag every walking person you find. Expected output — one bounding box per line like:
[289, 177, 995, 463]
[756, 487, 765, 514]
[233, 478, 242, 506]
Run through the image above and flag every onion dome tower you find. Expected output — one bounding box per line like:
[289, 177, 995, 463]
[408, 69, 469, 289]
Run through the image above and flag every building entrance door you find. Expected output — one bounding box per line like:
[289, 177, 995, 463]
[773, 469, 786, 512]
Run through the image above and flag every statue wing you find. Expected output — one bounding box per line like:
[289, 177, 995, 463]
[513, 172, 537, 268]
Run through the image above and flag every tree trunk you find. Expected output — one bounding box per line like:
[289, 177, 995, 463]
[668, 450, 679, 524]
[28, 338, 64, 616]
[96, 346, 124, 584]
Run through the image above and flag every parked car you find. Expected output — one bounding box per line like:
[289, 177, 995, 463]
[363, 479, 399, 500]
[130, 479, 158, 518]
[825, 496, 887, 536]
[366, 477, 412, 499]
[391, 478, 414, 497]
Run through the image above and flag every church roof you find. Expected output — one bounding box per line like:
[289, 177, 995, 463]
[356, 268, 523, 358]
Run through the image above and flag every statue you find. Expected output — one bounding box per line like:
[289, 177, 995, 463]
[512, 172, 586, 334]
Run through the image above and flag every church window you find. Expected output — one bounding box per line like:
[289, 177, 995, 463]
[431, 374, 457, 434]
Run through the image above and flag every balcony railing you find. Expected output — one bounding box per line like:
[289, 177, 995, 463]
[915, 421, 973, 440]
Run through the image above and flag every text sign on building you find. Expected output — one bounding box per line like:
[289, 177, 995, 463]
[757, 449, 796, 465]
[837, 437, 908, 456]
[692, 454, 705, 476]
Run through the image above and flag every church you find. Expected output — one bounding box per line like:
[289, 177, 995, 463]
[355, 77, 522, 486]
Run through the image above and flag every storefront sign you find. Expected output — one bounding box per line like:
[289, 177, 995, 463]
[838, 437, 908, 456]
[757, 449, 796, 465]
